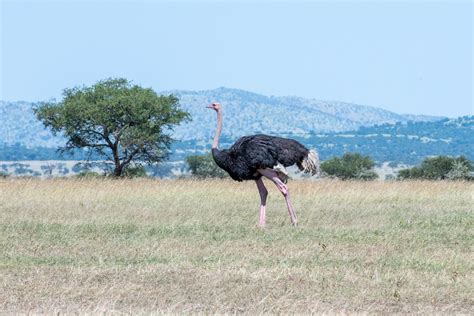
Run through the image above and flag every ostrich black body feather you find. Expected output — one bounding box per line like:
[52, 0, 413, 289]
[212, 134, 310, 181]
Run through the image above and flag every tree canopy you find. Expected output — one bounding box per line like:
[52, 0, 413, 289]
[321, 152, 378, 180]
[34, 78, 190, 176]
[398, 156, 473, 180]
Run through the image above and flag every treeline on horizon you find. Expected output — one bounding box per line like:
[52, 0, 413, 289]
[186, 152, 473, 181]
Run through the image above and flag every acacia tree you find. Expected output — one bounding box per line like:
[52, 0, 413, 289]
[35, 78, 190, 176]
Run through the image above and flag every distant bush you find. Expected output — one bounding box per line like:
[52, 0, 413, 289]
[122, 165, 148, 178]
[74, 171, 103, 179]
[321, 153, 378, 180]
[74, 165, 148, 179]
[0, 171, 9, 178]
[398, 156, 473, 180]
[186, 153, 227, 179]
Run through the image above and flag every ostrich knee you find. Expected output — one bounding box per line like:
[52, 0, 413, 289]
[277, 182, 289, 196]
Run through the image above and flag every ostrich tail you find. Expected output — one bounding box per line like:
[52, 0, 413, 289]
[301, 149, 321, 176]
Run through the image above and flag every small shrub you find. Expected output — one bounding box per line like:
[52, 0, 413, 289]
[398, 156, 473, 180]
[446, 160, 471, 180]
[123, 165, 148, 178]
[186, 153, 227, 179]
[75, 171, 103, 179]
[321, 153, 378, 180]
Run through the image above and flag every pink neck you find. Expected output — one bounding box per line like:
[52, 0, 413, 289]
[212, 110, 223, 149]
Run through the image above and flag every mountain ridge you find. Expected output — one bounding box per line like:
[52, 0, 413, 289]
[1, 87, 446, 148]
[162, 87, 445, 141]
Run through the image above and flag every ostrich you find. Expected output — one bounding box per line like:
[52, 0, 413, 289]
[206, 102, 320, 227]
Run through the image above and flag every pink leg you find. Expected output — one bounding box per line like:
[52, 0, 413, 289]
[255, 178, 268, 227]
[258, 169, 298, 226]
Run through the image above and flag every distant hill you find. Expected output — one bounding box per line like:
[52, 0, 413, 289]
[3, 88, 469, 176]
[2, 116, 470, 168]
[0, 101, 64, 148]
[2, 116, 470, 178]
[167, 116, 473, 166]
[0, 88, 444, 148]
[167, 87, 444, 141]
[298, 116, 474, 165]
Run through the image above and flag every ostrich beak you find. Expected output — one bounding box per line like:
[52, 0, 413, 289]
[206, 105, 213, 109]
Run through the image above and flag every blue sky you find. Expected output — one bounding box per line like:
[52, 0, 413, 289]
[1, 0, 472, 117]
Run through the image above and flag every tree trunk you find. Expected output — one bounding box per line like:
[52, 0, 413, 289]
[114, 164, 123, 177]
[112, 145, 122, 177]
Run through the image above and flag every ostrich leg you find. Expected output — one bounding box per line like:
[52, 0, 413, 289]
[258, 169, 298, 226]
[255, 178, 268, 227]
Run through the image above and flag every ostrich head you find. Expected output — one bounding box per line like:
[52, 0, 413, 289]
[206, 102, 221, 112]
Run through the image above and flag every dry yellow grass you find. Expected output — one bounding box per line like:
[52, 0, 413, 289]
[0, 178, 473, 313]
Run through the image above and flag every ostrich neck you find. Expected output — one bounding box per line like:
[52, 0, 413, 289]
[212, 110, 223, 149]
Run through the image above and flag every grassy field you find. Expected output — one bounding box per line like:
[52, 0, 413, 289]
[0, 178, 472, 313]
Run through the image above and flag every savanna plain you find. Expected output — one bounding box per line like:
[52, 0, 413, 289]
[0, 178, 472, 313]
